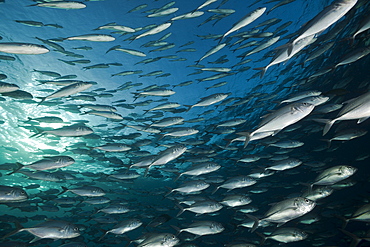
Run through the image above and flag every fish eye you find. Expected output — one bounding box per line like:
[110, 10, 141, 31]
[305, 199, 310, 203]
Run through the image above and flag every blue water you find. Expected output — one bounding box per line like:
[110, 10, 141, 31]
[1, 0, 370, 246]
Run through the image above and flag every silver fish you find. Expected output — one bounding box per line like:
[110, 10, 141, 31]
[0, 42, 49, 54]
[311, 165, 357, 187]
[241, 103, 315, 146]
[30, 1, 86, 9]
[248, 197, 316, 232]
[317, 91, 370, 135]
[38, 81, 94, 105]
[288, 0, 357, 54]
[3, 220, 80, 243]
[221, 7, 266, 40]
[0, 185, 28, 203]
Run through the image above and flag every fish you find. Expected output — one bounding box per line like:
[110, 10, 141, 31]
[176, 162, 221, 180]
[37, 81, 94, 105]
[315, 91, 370, 135]
[240, 102, 315, 146]
[196, 43, 226, 64]
[3, 220, 80, 243]
[258, 227, 308, 244]
[287, 0, 358, 54]
[30, 125, 94, 138]
[0, 81, 20, 93]
[247, 197, 316, 232]
[172, 221, 224, 236]
[171, 11, 204, 21]
[220, 7, 266, 41]
[147, 8, 179, 17]
[220, 195, 252, 207]
[134, 23, 172, 40]
[29, 1, 86, 9]
[137, 233, 179, 247]
[9, 156, 75, 174]
[176, 200, 223, 216]
[60, 186, 105, 197]
[65, 34, 115, 42]
[0, 185, 28, 203]
[99, 218, 142, 240]
[310, 165, 357, 187]
[212, 175, 256, 194]
[185, 93, 230, 111]
[0, 42, 49, 54]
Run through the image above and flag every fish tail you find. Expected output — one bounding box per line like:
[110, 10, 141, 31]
[245, 214, 260, 233]
[2, 221, 23, 239]
[211, 186, 219, 195]
[57, 186, 69, 196]
[253, 67, 267, 78]
[98, 230, 108, 241]
[236, 132, 251, 148]
[174, 173, 182, 182]
[29, 127, 44, 138]
[287, 42, 294, 56]
[170, 225, 181, 235]
[7, 162, 24, 175]
[320, 139, 332, 148]
[335, 215, 350, 229]
[256, 231, 267, 245]
[176, 204, 185, 217]
[339, 228, 363, 247]
[36, 97, 46, 106]
[184, 105, 192, 112]
[164, 186, 173, 197]
[312, 118, 335, 136]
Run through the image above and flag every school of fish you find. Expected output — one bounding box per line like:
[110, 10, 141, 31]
[0, 0, 370, 246]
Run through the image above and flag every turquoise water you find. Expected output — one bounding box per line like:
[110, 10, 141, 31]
[1, 0, 370, 246]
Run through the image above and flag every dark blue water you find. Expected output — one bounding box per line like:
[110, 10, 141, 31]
[1, 0, 370, 246]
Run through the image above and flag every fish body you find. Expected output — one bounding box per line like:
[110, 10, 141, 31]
[0, 185, 28, 203]
[221, 7, 266, 40]
[84, 110, 123, 120]
[177, 200, 223, 216]
[0, 42, 49, 54]
[0, 82, 20, 93]
[261, 227, 308, 243]
[249, 197, 316, 232]
[137, 233, 179, 247]
[320, 91, 370, 135]
[66, 34, 115, 42]
[312, 165, 357, 186]
[177, 221, 224, 236]
[135, 23, 172, 40]
[16, 156, 75, 171]
[290, 0, 357, 51]
[243, 103, 315, 146]
[31, 1, 86, 9]
[34, 125, 94, 137]
[150, 144, 187, 167]
[94, 143, 131, 152]
[265, 158, 302, 171]
[39, 81, 94, 104]
[213, 175, 256, 194]
[147, 8, 179, 17]
[220, 195, 252, 207]
[100, 219, 142, 240]
[63, 186, 105, 197]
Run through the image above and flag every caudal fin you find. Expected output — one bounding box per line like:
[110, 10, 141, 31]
[245, 214, 260, 233]
[236, 132, 251, 148]
[7, 162, 24, 175]
[312, 118, 335, 135]
[253, 67, 267, 78]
